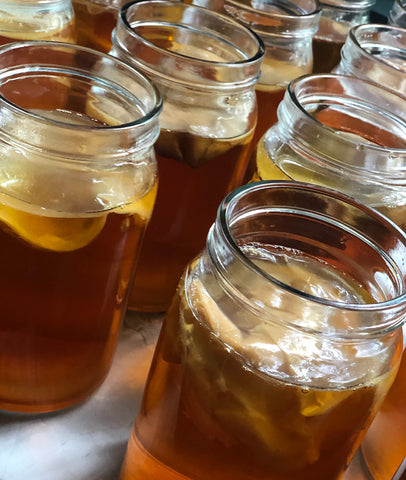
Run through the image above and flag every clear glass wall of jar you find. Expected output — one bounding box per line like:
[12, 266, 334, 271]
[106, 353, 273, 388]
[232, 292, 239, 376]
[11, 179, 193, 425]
[72, 0, 125, 52]
[312, 0, 376, 73]
[0, 41, 161, 413]
[388, 0, 406, 28]
[334, 23, 406, 96]
[111, 0, 264, 312]
[120, 180, 406, 480]
[190, 0, 321, 162]
[0, 0, 76, 43]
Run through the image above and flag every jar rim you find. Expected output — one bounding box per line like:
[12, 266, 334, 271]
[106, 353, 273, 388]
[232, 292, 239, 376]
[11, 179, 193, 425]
[287, 73, 406, 154]
[0, 40, 163, 132]
[347, 23, 406, 72]
[115, 0, 265, 89]
[212, 181, 406, 336]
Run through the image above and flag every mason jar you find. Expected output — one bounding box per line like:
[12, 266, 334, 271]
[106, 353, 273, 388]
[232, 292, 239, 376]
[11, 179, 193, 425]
[192, 0, 321, 158]
[0, 41, 161, 413]
[312, 0, 376, 73]
[388, 0, 406, 28]
[111, 0, 264, 312]
[334, 23, 406, 96]
[72, 0, 125, 52]
[0, 0, 76, 44]
[250, 73, 406, 480]
[120, 180, 406, 480]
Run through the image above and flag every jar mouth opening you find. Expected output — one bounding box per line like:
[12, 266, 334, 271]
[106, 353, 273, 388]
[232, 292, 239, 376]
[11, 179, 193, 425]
[117, 0, 265, 86]
[0, 41, 163, 131]
[214, 181, 406, 336]
[348, 23, 406, 72]
[287, 73, 406, 154]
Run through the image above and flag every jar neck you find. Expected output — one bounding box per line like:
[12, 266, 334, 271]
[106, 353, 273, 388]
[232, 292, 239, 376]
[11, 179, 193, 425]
[112, 0, 264, 91]
[336, 24, 406, 96]
[273, 74, 406, 182]
[202, 181, 406, 338]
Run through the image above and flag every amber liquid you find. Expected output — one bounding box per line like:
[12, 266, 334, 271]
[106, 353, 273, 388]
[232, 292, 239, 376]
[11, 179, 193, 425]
[0, 203, 152, 413]
[312, 37, 344, 74]
[0, 18, 76, 45]
[128, 129, 253, 312]
[251, 104, 406, 479]
[72, 0, 118, 53]
[362, 346, 406, 480]
[121, 249, 398, 480]
[0, 78, 157, 411]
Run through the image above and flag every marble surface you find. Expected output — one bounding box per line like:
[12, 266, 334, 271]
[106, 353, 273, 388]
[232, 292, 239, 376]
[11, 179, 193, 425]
[0, 312, 375, 480]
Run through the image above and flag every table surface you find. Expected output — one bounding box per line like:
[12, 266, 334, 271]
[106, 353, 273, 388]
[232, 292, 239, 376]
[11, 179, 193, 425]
[0, 311, 375, 480]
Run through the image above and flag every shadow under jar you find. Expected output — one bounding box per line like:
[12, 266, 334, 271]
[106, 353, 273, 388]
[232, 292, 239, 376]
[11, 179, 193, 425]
[111, 0, 264, 312]
[120, 180, 406, 480]
[0, 0, 76, 44]
[0, 40, 161, 413]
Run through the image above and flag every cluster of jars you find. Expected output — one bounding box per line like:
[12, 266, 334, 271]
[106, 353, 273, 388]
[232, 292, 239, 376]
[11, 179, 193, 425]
[0, 1, 405, 480]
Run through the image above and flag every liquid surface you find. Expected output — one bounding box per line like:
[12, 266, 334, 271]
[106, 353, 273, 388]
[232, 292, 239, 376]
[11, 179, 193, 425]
[0, 4, 76, 44]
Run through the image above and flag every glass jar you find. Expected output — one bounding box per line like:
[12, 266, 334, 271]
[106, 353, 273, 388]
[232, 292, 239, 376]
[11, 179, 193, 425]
[196, 0, 321, 159]
[334, 23, 406, 96]
[0, 0, 76, 44]
[0, 41, 161, 413]
[250, 73, 406, 480]
[111, 0, 264, 312]
[312, 0, 376, 73]
[120, 180, 406, 480]
[72, 0, 125, 52]
[388, 0, 406, 28]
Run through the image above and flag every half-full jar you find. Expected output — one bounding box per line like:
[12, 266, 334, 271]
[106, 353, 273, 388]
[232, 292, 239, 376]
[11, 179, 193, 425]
[72, 0, 124, 52]
[111, 0, 264, 312]
[0, 41, 161, 413]
[0, 0, 76, 44]
[120, 181, 406, 480]
[312, 0, 376, 73]
[334, 23, 406, 96]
